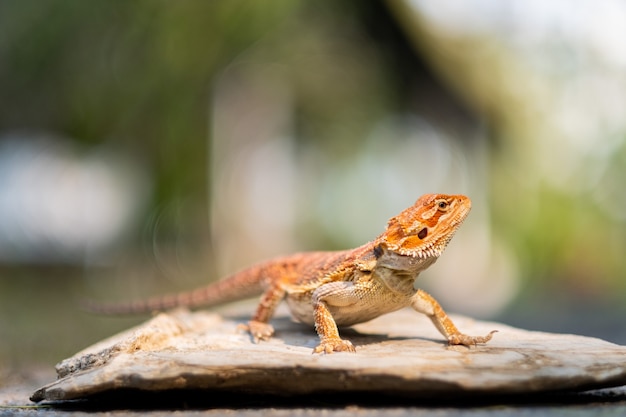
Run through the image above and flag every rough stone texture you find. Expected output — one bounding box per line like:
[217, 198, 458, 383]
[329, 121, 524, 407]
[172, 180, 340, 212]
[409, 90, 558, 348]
[31, 308, 626, 402]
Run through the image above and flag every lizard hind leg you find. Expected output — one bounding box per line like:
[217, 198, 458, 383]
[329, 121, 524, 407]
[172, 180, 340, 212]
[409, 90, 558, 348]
[239, 283, 285, 343]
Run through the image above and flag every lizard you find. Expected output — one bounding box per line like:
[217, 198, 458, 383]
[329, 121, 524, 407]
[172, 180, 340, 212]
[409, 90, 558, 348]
[87, 193, 496, 354]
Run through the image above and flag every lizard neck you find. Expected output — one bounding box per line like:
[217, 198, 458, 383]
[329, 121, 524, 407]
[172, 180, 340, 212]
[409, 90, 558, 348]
[375, 244, 440, 296]
[353, 243, 439, 297]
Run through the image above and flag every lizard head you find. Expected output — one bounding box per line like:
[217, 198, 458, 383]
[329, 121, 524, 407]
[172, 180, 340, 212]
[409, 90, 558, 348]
[380, 194, 471, 259]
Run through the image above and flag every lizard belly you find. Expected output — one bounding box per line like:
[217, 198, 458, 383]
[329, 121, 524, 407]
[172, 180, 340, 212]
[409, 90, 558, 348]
[284, 295, 316, 325]
[285, 290, 411, 327]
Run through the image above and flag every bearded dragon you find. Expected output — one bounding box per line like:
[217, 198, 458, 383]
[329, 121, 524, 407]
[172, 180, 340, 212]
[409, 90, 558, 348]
[88, 193, 496, 354]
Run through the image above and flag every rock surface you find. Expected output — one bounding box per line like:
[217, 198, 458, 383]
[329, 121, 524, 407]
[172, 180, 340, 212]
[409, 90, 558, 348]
[31, 308, 626, 402]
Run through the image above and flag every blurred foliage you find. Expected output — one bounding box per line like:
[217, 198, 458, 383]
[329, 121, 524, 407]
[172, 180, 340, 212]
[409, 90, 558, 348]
[0, 0, 297, 223]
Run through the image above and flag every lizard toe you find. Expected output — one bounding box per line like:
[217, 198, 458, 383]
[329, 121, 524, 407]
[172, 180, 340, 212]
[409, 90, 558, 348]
[313, 338, 356, 354]
[448, 330, 498, 346]
[238, 320, 275, 343]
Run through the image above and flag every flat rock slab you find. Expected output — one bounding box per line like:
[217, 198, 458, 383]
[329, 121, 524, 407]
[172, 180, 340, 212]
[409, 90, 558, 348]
[32, 308, 626, 402]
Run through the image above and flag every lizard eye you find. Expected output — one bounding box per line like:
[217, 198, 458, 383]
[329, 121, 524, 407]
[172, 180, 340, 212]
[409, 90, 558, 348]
[436, 200, 449, 211]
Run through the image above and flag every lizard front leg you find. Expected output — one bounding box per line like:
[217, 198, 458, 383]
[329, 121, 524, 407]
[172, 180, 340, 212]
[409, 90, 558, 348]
[239, 283, 286, 343]
[311, 282, 358, 354]
[411, 289, 497, 346]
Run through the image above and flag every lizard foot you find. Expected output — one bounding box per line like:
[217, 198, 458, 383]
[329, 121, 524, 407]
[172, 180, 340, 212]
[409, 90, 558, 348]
[448, 330, 498, 346]
[237, 320, 275, 343]
[313, 338, 356, 354]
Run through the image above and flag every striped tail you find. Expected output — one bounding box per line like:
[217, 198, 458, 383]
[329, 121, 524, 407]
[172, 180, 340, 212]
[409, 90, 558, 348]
[82, 266, 267, 315]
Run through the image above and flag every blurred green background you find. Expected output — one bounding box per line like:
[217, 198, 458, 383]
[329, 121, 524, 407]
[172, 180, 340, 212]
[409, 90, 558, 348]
[1, 0, 625, 370]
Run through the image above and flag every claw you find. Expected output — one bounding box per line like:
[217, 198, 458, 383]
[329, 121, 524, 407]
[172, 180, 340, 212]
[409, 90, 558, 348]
[448, 330, 498, 346]
[237, 320, 275, 343]
[313, 338, 356, 354]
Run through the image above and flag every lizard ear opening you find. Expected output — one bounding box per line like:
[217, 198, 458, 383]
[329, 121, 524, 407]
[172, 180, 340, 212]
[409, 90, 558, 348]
[373, 244, 384, 259]
[417, 227, 428, 239]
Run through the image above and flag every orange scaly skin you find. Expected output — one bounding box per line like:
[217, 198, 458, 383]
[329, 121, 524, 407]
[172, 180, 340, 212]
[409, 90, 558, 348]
[89, 194, 496, 354]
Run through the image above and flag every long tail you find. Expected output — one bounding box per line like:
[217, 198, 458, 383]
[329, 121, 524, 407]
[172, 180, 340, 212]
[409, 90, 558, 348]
[82, 265, 267, 315]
